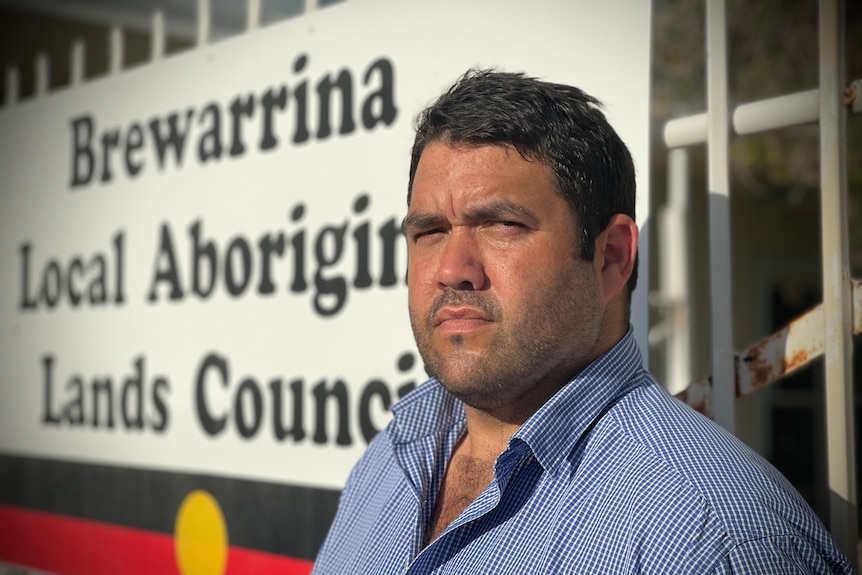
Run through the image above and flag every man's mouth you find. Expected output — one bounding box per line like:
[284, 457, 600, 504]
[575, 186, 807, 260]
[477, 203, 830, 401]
[434, 306, 493, 333]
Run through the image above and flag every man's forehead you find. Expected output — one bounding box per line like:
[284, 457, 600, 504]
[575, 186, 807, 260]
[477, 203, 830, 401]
[414, 142, 550, 187]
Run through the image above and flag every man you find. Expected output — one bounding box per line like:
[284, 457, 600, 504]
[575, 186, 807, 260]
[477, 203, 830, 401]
[312, 71, 852, 573]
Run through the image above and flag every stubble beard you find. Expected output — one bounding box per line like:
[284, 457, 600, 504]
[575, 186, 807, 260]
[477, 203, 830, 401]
[409, 277, 601, 410]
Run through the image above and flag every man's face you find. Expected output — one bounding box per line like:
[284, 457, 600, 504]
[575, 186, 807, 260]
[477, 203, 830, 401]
[405, 142, 605, 411]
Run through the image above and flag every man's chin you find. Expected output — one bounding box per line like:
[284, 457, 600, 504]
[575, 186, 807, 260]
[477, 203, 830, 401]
[437, 380, 508, 410]
[431, 361, 506, 405]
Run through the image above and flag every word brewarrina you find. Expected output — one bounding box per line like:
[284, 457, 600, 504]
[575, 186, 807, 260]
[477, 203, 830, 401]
[69, 54, 397, 187]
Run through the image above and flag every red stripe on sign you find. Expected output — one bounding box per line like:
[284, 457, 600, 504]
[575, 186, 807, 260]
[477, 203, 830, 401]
[0, 504, 314, 575]
[227, 546, 313, 574]
[0, 503, 176, 575]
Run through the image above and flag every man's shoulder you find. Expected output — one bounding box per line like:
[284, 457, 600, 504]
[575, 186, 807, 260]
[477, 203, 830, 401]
[552, 381, 850, 571]
[588, 382, 835, 545]
[598, 383, 798, 505]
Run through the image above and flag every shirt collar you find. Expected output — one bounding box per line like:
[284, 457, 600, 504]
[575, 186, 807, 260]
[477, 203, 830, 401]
[389, 377, 465, 445]
[513, 328, 645, 476]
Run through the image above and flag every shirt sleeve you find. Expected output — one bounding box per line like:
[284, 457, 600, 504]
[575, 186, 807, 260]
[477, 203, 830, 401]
[708, 535, 853, 575]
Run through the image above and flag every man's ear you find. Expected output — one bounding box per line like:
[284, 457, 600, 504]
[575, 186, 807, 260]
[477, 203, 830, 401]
[592, 214, 638, 304]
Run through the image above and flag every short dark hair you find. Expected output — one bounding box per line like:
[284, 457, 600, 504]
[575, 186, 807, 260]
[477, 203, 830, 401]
[408, 70, 638, 294]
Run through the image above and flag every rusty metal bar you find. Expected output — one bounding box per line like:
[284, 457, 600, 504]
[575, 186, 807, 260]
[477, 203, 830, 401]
[738, 299, 825, 395]
[675, 377, 713, 418]
[736, 279, 862, 393]
[676, 279, 862, 417]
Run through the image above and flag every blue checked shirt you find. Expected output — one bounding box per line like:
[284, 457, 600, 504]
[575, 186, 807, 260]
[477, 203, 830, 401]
[313, 331, 853, 574]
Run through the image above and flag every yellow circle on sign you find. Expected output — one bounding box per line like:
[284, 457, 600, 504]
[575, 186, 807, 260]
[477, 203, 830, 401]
[174, 490, 228, 575]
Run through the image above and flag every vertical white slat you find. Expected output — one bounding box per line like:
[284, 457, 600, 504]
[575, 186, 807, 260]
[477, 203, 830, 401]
[197, 0, 211, 46]
[34, 52, 50, 96]
[5, 65, 20, 106]
[247, 0, 261, 30]
[109, 26, 123, 74]
[305, 0, 317, 13]
[661, 148, 693, 395]
[70, 39, 85, 86]
[819, 0, 857, 565]
[151, 9, 165, 61]
[706, 0, 735, 432]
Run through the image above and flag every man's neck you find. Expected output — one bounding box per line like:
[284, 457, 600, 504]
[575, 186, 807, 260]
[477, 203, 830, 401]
[460, 405, 522, 461]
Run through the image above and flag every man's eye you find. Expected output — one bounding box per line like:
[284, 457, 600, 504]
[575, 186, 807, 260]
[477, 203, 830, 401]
[413, 229, 443, 241]
[492, 221, 524, 230]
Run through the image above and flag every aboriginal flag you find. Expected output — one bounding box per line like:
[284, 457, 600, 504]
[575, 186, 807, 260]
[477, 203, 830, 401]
[0, 454, 339, 574]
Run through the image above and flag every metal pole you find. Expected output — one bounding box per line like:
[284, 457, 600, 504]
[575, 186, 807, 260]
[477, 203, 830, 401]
[109, 26, 123, 75]
[819, 0, 857, 565]
[706, 0, 735, 432]
[151, 10, 165, 61]
[664, 89, 820, 148]
[661, 148, 693, 395]
[70, 40, 85, 86]
[247, 0, 261, 30]
[34, 52, 49, 97]
[197, 0, 211, 47]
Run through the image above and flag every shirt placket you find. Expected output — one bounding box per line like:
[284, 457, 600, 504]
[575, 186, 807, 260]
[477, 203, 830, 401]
[402, 442, 533, 574]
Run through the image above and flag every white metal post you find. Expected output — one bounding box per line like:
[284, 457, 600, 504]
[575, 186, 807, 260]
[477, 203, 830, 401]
[819, 0, 857, 565]
[34, 52, 49, 97]
[70, 40, 85, 86]
[109, 26, 123, 75]
[247, 0, 262, 30]
[151, 10, 165, 61]
[660, 148, 693, 395]
[197, 0, 211, 46]
[706, 0, 735, 432]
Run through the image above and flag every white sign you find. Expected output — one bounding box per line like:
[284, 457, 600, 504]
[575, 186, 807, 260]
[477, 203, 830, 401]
[0, 0, 651, 490]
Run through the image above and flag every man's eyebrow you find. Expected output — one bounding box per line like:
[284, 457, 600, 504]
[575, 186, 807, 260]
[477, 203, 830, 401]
[465, 201, 539, 225]
[403, 201, 541, 233]
[402, 212, 445, 233]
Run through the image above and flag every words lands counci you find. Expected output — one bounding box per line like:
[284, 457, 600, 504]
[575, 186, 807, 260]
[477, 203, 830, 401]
[41, 349, 419, 446]
[68, 54, 397, 187]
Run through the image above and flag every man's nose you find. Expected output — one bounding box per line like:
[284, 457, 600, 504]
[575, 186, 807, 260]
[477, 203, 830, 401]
[435, 230, 486, 290]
